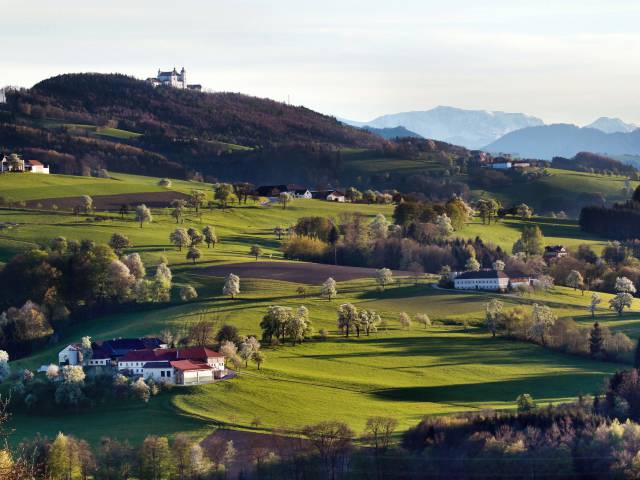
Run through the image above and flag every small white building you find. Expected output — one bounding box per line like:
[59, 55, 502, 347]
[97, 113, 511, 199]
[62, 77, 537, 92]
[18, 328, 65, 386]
[292, 188, 313, 199]
[490, 162, 512, 169]
[326, 190, 346, 202]
[453, 270, 510, 291]
[58, 344, 83, 366]
[26, 160, 50, 174]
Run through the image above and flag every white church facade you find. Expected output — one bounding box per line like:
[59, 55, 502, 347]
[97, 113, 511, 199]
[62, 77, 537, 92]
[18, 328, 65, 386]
[147, 68, 202, 91]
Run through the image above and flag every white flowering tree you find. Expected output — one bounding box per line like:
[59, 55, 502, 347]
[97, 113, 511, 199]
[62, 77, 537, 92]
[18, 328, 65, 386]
[374, 268, 393, 291]
[465, 257, 481, 272]
[528, 304, 556, 346]
[321, 277, 337, 301]
[0, 350, 10, 382]
[609, 276, 635, 316]
[588, 292, 601, 318]
[436, 213, 454, 238]
[223, 273, 240, 299]
[484, 298, 504, 337]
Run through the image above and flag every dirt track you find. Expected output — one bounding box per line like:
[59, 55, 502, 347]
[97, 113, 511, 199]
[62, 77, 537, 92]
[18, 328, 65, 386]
[25, 191, 190, 211]
[202, 261, 408, 284]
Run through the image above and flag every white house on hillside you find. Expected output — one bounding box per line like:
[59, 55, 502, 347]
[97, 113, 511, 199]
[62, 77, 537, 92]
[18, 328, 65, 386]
[453, 270, 510, 291]
[326, 190, 346, 202]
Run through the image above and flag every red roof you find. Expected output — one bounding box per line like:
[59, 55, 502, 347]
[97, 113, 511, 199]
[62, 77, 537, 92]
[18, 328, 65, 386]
[176, 347, 222, 359]
[170, 359, 214, 371]
[27, 160, 43, 166]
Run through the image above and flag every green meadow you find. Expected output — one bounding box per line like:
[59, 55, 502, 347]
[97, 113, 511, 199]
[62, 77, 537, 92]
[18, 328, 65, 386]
[0, 171, 632, 445]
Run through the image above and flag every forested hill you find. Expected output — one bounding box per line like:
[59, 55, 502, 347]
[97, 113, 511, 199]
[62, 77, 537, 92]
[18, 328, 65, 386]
[19, 73, 382, 148]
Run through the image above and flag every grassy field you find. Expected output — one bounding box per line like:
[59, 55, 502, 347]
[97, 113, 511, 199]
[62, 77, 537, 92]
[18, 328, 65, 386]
[0, 172, 631, 446]
[7, 275, 629, 444]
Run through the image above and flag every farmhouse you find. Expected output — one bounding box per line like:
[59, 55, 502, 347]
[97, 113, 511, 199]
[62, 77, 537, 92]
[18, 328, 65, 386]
[58, 337, 166, 366]
[26, 159, 50, 174]
[453, 269, 510, 291]
[119, 347, 226, 385]
[0, 155, 50, 174]
[326, 190, 346, 202]
[544, 245, 568, 260]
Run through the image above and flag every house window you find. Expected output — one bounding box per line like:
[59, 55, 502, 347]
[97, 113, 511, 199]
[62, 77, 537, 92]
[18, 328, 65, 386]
[167, 371, 171, 377]
[161, 371, 165, 377]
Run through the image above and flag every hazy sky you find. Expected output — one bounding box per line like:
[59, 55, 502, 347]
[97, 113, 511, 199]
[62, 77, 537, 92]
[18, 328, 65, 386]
[4, 0, 640, 124]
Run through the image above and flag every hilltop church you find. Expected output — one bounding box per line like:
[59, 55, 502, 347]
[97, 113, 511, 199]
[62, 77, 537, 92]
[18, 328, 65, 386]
[147, 67, 201, 91]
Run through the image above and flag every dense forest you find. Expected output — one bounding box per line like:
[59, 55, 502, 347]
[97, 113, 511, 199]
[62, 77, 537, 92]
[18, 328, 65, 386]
[580, 186, 640, 238]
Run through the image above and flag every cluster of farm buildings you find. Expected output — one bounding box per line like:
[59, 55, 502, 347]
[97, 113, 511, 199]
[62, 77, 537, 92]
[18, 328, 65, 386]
[254, 184, 347, 202]
[452, 246, 567, 291]
[58, 338, 226, 386]
[1, 155, 50, 174]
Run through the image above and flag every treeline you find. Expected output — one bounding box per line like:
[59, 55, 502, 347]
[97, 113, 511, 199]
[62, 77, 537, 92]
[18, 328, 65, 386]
[0, 237, 173, 357]
[580, 185, 640, 238]
[553, 151, 637, 176]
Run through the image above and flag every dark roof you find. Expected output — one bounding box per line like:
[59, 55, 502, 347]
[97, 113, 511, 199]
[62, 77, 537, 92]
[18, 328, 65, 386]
[544, 245, 566, 252]
[95, 338, 163, 357]
[254, 185, 289, 196]
[120, 346, 222, 363]
[90, 345, 111, 360]
[143, 361, 172, 369]
[455, 270, 509, 280]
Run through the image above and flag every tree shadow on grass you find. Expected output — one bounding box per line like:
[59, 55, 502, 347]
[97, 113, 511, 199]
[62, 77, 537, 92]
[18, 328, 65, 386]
[370, 372, 605, 404]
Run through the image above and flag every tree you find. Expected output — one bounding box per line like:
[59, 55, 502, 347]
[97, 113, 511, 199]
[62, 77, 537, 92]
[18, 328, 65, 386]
[189, 190, 207, 212]
[0, 351, 10, 382]
[303, 421, 354, 480]
[516, 203, 533, 220]
[152, 263, 172, 302]
[170, 199, 187, 224]
[286, 306, 313, 344]
[493, 259, 505, 271]
[365, 416, 398, 454]
[187, 227, 203, 246]
[477, 199, 499, 225]
[139, 435, 172, 480]
[135, 204, 152, 228]
[610, 292, 633, 316]
[213, 183, 237, 210]
[179, 285, 198, 301]
[436, 213, 454, 238]
[48, 432, 82, 480]
[188, 320, 217, 346]
[566, 270, 584, 294]
[416, 313, 431, 328]
[516, 393, 536, 412]
[123, 253, 146, 279]
[616, 276, 637, 294]
[80, 195, 93, 213]
[328, 225, 339, 265]
[590, 321, 604, 357]
[485, 298, 503, 337]
[321, 277, 337, 301]
[216, 324, 240, 344]
[260, 306, 292, 343]
[346, 186, 362, 203]
[202, 225, 218, 248]
[223, 273, 240, 299]
[635, 339, 640, 369]
[398, 312, 411, 329]
[250, 244, 262, 260]
[369, 213, 390, 240]
[118, 204, 129, 219]
[51, 236, 68, 253]
[239, 336, 261, 366]
[465, 257, 481, 272]
[186, 246, 201, 264]
[253, 350, 265, 370]
[409, 262, 424, 285]
[588, 292, 601, 319]
[357, 309, 380, 336]
[528, 304, 556, 346]
[106, 259, 135, 299]
[131, 378, 151, 403]
[520, 225, 544, 256]
[374, 268, 393, 291]
[279, 192, 292, 210]
[172, 434, 194, 480]
[170, 228, 191, 251]
[337, 303, 358, 337]
[220, 341, 241, 369]
[158, 178, 172, 188]
[108, 233, 131, 256]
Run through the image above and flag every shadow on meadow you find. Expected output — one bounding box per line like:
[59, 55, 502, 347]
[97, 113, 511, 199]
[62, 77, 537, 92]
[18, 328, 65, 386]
[370, 371, 605, 404]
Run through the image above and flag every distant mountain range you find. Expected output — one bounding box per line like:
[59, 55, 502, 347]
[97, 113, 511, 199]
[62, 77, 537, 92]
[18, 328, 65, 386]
[585, 117, 638, 134]
[342, 107, 640, 157]
[484, 124, 640, 160]
[341, 106, 544, 149]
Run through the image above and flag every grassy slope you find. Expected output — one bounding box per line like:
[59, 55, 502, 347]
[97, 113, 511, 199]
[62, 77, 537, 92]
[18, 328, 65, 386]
[0, 172, 630, 444]
[8, 276, 627, 443]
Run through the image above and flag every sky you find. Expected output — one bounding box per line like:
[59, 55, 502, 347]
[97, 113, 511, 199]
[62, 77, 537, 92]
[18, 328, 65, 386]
[3, 0, 640, 125]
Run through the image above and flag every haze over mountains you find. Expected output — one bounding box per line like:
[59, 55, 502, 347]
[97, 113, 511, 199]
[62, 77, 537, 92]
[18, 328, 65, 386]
[344, 106, 640, 160]
[342, 106, 544, 149]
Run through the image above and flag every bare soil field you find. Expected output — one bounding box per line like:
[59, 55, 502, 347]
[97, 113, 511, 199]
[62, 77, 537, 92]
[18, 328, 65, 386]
[202, 261, 408, 284]
[25, 191, 190, 211]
